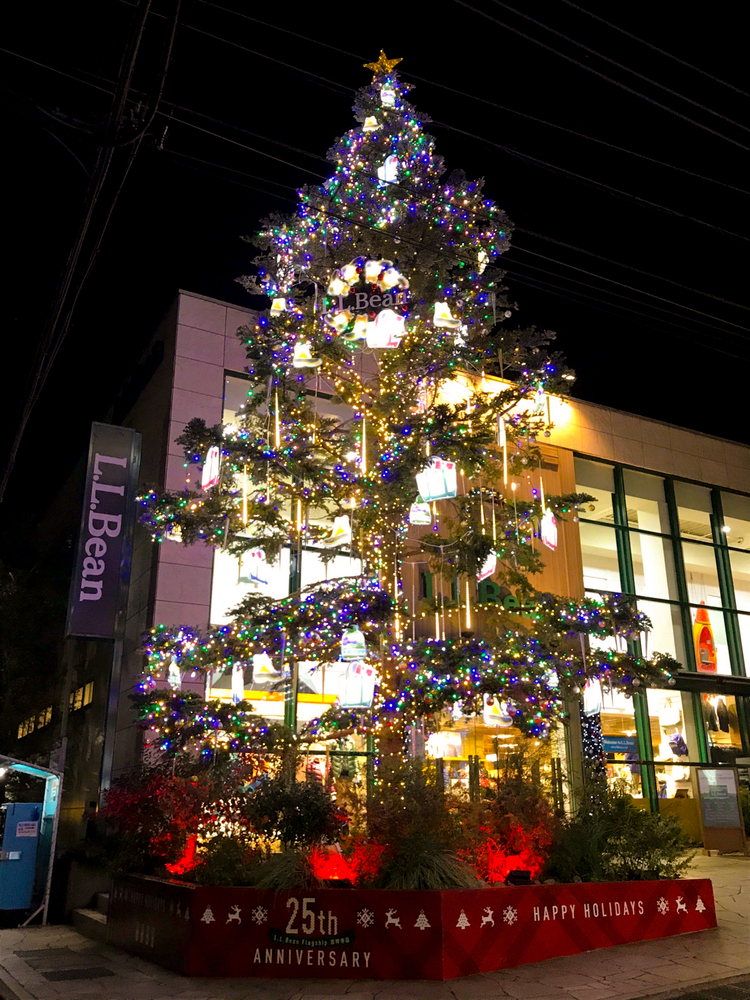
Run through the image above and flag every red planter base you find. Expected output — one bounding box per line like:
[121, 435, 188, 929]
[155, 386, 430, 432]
[108, 875, 716, 980]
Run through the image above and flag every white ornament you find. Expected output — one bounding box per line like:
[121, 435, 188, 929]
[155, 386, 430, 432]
[270, 298, 287, 315]
[366, 309, 405, 348]
[251, 905, 268, 925]
[364, 259, 382, 283]
[226, 905, 242, 925]
[478, 249, 488, 274]
[385, 908, 402, 929]
[380, 85, 396, 107]
[167, 657, 182, 691]
[252, 652, 279, 678]
[363, 116, 380, 132]
[341, 628, 367, 661]
[231, 662, 245, 704]
[357, 907, 375, 928]
[323, 514, 351, 546]
[416, 457, 457, 502]
[327, 273, 349, 296]
[483, 697, 514, 728]
[343, 314, 368, 342]
[433, 301, 462, 330]
[456, 909, 470, 929]
[339, 660, 377, 709]
[409, 502, 432, 525]
[414, 909, 431, 930]
[477, 551, 496, 581]
[377, 154, 399, 185]
[657, 897, 669, 915]
[201, 445, 221, 489]
[292, 341, 322, 368]
[200, 906, 215, 924]
[540, 508, 558, 551]
[245, 547, 269, 586]
[341, 262, 359, 283]
[502, 905, 518, 925]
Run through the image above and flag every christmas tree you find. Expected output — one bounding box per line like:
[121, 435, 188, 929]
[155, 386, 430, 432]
[137, 53, 678, 763]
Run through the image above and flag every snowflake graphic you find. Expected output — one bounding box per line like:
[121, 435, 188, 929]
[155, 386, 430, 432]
[357, 908, 375, 929]
[456, 909, 470, 929]
[695, 897, 706, 913]
[251, 906, 268, 925]
[502, 905, 518, 926]
[657, 897, 669, 915]
[414, 909, 431, 930]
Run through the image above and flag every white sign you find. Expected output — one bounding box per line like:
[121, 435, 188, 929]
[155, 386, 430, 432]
[16, 821, 38, 838]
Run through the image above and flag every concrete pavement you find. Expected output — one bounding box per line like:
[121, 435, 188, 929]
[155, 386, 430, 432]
[0, 854, 748, 1000]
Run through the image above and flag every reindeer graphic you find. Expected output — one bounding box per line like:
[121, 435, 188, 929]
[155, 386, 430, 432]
[481, 907, 495, 928]
[226, 905, 242, 925]
[385, 909, 402, 929]
[676, 897, 688, 914]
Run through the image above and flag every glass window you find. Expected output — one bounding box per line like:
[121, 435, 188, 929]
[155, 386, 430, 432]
[720, 492, 750, 552]
[637, 599, 686, 666]
[703, 694, 744, 761]
[575, 458, 614, 521]
[629, 532, 680, 602]
[596, 684, 643, 798]
[728, 549, 750, 612]
[736, 612, 750, 670]
[623, 470, 671, 535]
[674, 482, 714, 542]
[682, 541, 722, 607]
[579, 521, 621, 593]
[223, 374, 254, 425]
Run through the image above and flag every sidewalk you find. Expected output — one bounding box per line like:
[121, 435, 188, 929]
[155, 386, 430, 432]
[1, 854, 748, 1000]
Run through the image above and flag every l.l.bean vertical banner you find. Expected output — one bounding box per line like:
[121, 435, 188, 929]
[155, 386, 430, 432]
[109, 876, 716, 980]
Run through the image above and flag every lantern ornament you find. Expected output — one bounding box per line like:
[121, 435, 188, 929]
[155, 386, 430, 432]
[338, 660, 377, 709]
[416, 457, 457, 502]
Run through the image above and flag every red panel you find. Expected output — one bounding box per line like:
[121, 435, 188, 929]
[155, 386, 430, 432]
[108, 876, 716, 980]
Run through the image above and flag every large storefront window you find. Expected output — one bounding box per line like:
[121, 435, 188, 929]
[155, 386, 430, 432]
[574, 456, 750, 823]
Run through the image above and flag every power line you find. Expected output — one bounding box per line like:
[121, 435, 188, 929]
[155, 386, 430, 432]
[151, 136, 750, 358]
[6, 36, 749, 244]
[505, 272, 748, 361]
[502, 258, 750, 342]
[453, 0, 750, 153]
[0, 0, 180, 502]
[557, 0, 750, 100]
[489, 0, 750, 136]
[515, 229, 750, 314]
[507, 246, 750, 333]
[434, 119, 750, 244]
[180, 7, 750, 198]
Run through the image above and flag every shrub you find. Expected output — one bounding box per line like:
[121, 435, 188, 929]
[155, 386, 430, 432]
[377, 831, 482, 890]
[545, 783, 694, 882]
[190, 835, 256, 886]
[249, 850, 323, 891]
[242, 775, 342, 848]
[458, 776, 554, 883]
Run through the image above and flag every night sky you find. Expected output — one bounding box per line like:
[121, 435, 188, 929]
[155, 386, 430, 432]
[3, 0, 749, 532]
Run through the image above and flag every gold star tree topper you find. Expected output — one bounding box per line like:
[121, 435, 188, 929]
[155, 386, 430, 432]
[363, 51, 402, 78]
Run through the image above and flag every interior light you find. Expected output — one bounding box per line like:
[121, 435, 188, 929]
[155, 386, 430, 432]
[722, 525, 731, 533]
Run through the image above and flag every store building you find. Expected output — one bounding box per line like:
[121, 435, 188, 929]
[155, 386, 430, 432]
[10, 289, 750, 850]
